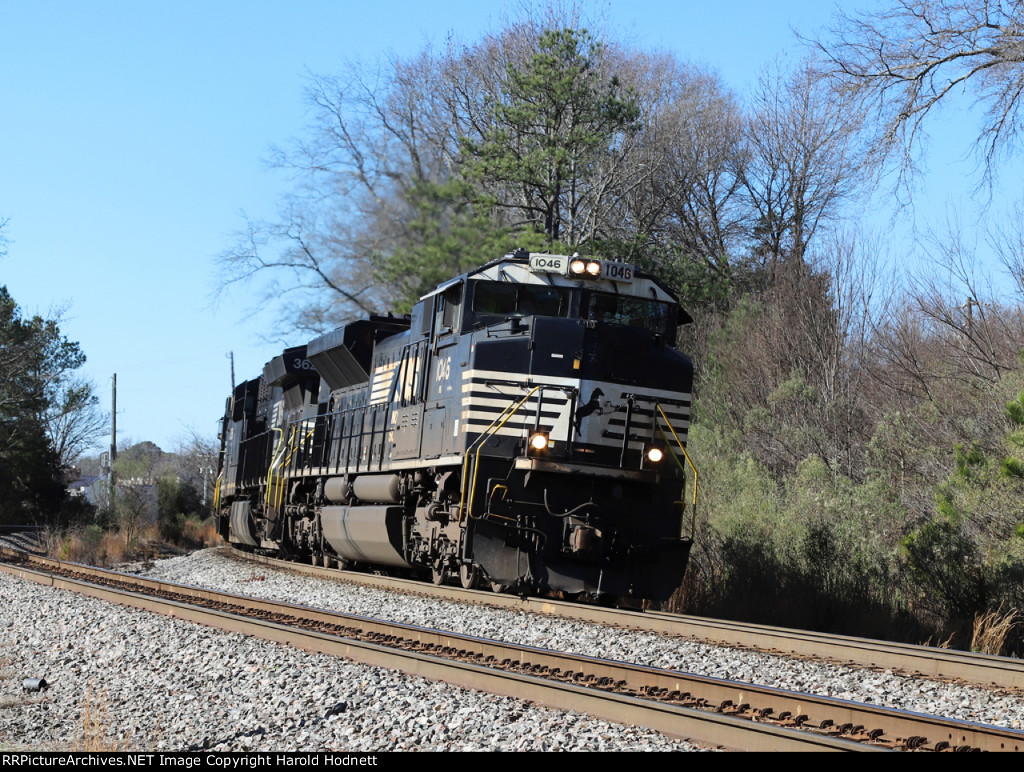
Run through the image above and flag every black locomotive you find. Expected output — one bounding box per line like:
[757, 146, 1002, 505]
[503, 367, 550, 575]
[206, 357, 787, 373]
[215, 249, 696, 601]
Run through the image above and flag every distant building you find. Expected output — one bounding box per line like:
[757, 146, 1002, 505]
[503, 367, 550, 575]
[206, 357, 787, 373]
[67, 475, 106, 507]
[66, 475, 157, 524]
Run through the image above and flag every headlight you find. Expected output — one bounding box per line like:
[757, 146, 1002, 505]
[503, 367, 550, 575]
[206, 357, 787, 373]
[529, 432, 549, 452]
[645, 446, 664, 464]
[569, 258, 603, 278]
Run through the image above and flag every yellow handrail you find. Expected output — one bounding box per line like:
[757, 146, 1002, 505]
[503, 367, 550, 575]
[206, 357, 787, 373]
[459, 385, 540, 523]
[275, 426, 297, 512]
[655, 403, 698, 538]
[212, 470, 223, 513]
[275, 424, 316, 511]
[264, 427, 287, 513]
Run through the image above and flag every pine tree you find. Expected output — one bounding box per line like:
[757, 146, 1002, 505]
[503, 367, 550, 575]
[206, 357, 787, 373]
[461, 28, 640, 246]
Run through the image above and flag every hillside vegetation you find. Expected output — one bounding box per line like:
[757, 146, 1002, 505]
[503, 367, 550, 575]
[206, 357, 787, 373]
[214, 3, 1024, 653]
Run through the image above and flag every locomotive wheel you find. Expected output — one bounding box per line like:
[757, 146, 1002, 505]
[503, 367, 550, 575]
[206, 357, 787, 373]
[490, 581, 510, 594]
[459, 563, 480, 590]
[431, 565, 447, 585]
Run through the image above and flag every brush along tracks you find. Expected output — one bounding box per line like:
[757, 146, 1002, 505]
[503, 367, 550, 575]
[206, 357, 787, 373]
[1, 548, 1021, 752]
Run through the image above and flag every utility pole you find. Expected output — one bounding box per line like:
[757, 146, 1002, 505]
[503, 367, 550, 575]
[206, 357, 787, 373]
[962, 297, 978, 334]
[109, 373, 117, 509]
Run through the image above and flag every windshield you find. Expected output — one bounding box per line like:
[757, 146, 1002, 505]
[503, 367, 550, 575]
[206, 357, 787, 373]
[467, 281, 676, 337]
[472, 281, 571, 318]
[582, 291, 675, 336]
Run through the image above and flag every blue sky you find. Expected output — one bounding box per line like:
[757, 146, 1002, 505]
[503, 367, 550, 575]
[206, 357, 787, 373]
[0, 0, 1010, 455]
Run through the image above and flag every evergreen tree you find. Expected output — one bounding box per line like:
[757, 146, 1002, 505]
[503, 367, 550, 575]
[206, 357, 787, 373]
[371, 179, 535, 313]
[460, 28, 640, 246]
[0, 286, 87, 524]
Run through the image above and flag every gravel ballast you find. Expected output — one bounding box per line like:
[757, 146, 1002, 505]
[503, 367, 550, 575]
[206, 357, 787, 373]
[139, 549, 1024, 728]
[2, 546, 1022, 751]
[0, 560, 705, 751]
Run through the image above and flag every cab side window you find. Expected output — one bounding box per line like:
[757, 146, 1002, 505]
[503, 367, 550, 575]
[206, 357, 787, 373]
[435, 284, 463, 337]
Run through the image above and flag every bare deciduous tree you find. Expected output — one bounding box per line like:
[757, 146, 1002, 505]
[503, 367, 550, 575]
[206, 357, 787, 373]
[862, 211, 1024, 502]
[810, 0, 1024, 188]
[989, 198, 1024, 298]
[46, 376, 106, 468]
[608, 54, 748, 275]
[215, 12, 757, 332]
[912, 214, 1024, 386]
[216, 51, 452, 333]
[172, 429, 220, 508]
[218, 204, 386, 335]
[742, 60, 869, 270]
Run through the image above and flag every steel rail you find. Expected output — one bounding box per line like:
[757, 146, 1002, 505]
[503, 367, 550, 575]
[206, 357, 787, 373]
[231, 549, 1024, 692]
[0, 552, 872, 752]
[4, 552, 1021, 751]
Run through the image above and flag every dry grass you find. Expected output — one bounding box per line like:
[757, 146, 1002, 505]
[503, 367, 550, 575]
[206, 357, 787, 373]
[58, 527, 104, 564]
[57, 527, 130, 566]
[41, 528, 63, 557]
[74, 683, 131, 752]
[48, 517, 221, 568]
[184, 517, 220, 547]
[971, 608, 1020, 656]
[101, 531, 130, 564]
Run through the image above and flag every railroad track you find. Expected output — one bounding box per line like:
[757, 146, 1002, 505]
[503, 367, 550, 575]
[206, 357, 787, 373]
[234, 548, 1024, 693]
[2, 548, 1021, 752]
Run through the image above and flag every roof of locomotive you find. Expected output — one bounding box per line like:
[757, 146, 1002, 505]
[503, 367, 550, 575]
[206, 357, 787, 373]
[420, 249, 685, 310]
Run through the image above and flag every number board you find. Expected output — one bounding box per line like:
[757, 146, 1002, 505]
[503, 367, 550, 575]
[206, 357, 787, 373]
[602, 262, 634, 282]
[529, 254, 569, 275]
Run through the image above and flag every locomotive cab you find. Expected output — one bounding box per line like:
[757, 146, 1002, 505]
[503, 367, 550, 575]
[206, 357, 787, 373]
[434, 252, 695, 599]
